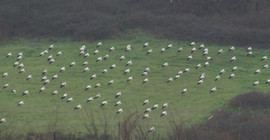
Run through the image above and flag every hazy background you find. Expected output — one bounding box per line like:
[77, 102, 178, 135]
[0, 0, 270, 47]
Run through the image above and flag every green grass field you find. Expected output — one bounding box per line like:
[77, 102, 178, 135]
[0, 33, 270, 136]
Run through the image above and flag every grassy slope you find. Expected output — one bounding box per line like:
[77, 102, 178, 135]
[0, 32, 269, 136]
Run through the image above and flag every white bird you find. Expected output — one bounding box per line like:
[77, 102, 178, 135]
[47, 55, 53, 60]
[3, 83, 9, 89]
[207, 56, 212, 61]
[87, 97, 93, 102]
[199, 44, 205, 49]
[85, 85, 91, 90]
[229, 46, 235, 51]
[184, 68, 190, 73]
[6, 52, 12, 57]
[167, 44, 173, 49]
[144, 108, 151, 113]
[265, 79, 270, 84]
[125, 44, 131, 52]
[39, 86, 45, 93]
[210, 87, 217, 93]
[229, 73, 235, 79]
[84, 53, 90, 58]
[61, 93, 68, 100]
[144, 67, 150, 72]
[197, 79, 203, 85]
[217, 49, 223, 54]
[94, 83, 101, 88]
[162, 103, 168, 109]
[42, 69, 47, 75]
[215, 75, 220, 81]
[115, 101, 121, 106]
[178, 70, 183, 75]
[43, 79, 50, 85]
[83, 61, 88, 66]
[80, 45, 86, 51]
[190, 41, 196, 46]
[195, 64, 201, 69]
[232, 66, 238, 72]
[49, 44, 54, 50]
[103, 54, 109, 60]
[230, 56, 236, 62]
[115, 92, 121, 98]
[261, 56, 267, 61]
[120, 55, 125, 61]
[22, 90, 29, 96]
[127, 76, 133, 82]
[17, 55, 23, 61]
[2, 72, 8, 78]
[174, 74, 180, 79]
[187, 55, 192, 60]
[116, 108, 123, 114]
[126, 60, 132, 66]
[204, 62, 210, 67]
[79, 51, 85, 56]
[162, 62, 168, 67]
[93, 49, 99, 55]
[102, 69, 108, 74]
[60, 82, 67, 88]
[143, 42, 149, 48]
[11, 89, 16, 93]
[191, 47, 196, 53]
[110, 64, 116, 69]
[161, 48, 166, 53]
[49, 58, 55, 64]
[203, 50, 208, 56]
[90, 74, 97, 80]
[108, 80, 114, 85]
[253, 80, 259, 86]
[142, 78, 149, 84]
[263, 64, 268, 69]
[143, 114, 149, 119]
[160, 111, 167, 117]
[95, 93, 101, 99]
[219, 69, 225, 75]
[13, 61, 19, 67]
[147, 49, 152, 54]
[18, 101, 24, 106]
[43, 50, 48, 54]
[69, 61, 76, 67]
[148, 127, 155, 133]
[59, 67, 66, 72]
[143, 99, 149, 106]
[67, 97, 73, 103]
[181, 88, 187, 94]
[152, 104, 159, 110]
[247, 51, 252, 56]
[97, 42, 102, 47]
[52, 90, 58, 95]
[18, 63, 24, 69]
[178, 47, 183, 52]
[0, 118, 6, 123]
[109, 46, 115, 52]
[254, 69, 261, 74]
[101, 101, 108, 106]
[167, 77, 174, 83]
[74, 104, 82, 110]
[83, 67, 89, 72]
[56, 51, 62, 56]
[52, 74, 58, 80]
[19, 68, 25, 73]
[199, 73, 206, 80]
[247, 47, 252, 52]
[124, 69, 130, 74]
